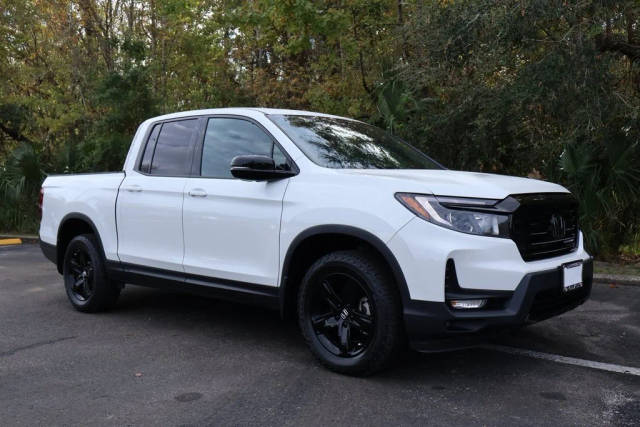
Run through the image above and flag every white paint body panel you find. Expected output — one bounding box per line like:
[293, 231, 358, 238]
[387, 219, 590, 302]
[278, 166, 416, 268]
[39, 107, 590, 304]
[39, 172, 125, 261]
[182, 178, 288, 286]
[116, 173, 186, 271]
[340, 169, 568, 200]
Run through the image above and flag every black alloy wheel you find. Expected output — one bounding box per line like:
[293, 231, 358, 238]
[63, 234, 121, 312]
[298, 250, 403, 376]
[309, 272, 375, 357]
[66, 246, 94, 302]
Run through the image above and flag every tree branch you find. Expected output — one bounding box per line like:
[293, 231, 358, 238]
[596, 34, 640, 63]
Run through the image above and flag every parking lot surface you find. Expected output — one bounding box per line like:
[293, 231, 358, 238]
[1, 244, 639, 426]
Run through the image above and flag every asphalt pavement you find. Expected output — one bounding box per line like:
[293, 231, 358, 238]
[1, 244, 639, 426]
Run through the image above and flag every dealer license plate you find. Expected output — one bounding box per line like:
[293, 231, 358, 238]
[562, 261, 583, 292]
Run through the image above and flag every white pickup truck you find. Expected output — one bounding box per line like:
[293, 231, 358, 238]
[39, 108, 593, 375]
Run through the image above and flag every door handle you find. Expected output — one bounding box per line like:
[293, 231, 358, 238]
[188, 188, 207, 197]
[123, 184, 142, 192]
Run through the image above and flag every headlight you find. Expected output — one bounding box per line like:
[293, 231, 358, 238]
[395, 193, 510, 237]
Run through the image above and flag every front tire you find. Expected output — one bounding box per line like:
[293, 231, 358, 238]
[63, 234, 120, 312]
[297, 250, 403, 376]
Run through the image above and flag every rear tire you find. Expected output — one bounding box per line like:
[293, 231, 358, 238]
[63, 234, 120, 312]
[297, 250, 403, 376]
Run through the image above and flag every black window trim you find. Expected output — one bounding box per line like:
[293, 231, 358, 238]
[139, 123, 161, 173]
[134, 115, 205, 178]
[193, 114, 299, 180]
[134, 114, 299, 179]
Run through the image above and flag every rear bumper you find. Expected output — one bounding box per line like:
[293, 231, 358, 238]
[404, 258, 593, 352]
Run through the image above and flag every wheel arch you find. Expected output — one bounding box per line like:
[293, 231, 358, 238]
[279, 225, 410, 319]
[56, 213, 107, 274]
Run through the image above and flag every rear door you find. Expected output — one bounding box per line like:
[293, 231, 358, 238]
[182, 116, 294, 286]
[116, 118, 201, 271]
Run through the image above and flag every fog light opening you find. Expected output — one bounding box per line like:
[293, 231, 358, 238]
[448, 299, 487, 310]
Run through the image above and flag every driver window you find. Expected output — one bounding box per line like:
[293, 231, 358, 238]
[201, 118, 289, 178]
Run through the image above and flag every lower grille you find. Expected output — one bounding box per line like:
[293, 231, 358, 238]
[527, 260, 592, 322]
[510, 193, 579, 261]
[528, 284, 590, 321]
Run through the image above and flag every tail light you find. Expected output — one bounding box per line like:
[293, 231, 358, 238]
[38, 188, 44, 217]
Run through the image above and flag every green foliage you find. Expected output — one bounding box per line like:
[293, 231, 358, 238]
[0, 143, 43, 233]
[81, 68, 158, 171]
[373, 67, 417, 134]
[395, 0, 640, 255]
[0, 0, 638, 257]
[559, 137, 640, 255]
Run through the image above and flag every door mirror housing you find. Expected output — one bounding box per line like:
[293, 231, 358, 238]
[230, 155, 297, 181]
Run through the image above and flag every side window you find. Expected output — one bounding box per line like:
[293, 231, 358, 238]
[139, 124, 160, 173]
[201, 118, 290, 178]
[272, 145, 289, 171]
[150, 119, 199, 176]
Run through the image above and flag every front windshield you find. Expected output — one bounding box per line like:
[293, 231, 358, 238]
[268, 114, 442, 169]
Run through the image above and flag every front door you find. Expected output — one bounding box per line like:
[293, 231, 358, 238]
[182, 116, 294, 286]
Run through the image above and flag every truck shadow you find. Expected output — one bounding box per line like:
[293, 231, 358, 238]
[109, 284, 546, 382]
[110, 281, 640, 387]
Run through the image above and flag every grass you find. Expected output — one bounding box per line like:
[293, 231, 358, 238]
[594, 261, 640, 277]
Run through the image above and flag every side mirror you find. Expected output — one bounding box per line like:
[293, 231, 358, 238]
[230, 155, 297, 181]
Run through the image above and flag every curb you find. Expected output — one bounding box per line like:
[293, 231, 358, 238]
[593, 274, 640, 287]
[0, 234, 39, 244]
[0, 238, 22, 246]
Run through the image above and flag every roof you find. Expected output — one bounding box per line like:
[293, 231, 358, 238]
[143, 107, 354, 124]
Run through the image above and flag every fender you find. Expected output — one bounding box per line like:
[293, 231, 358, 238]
[279, 224, 412, 316]
[56, 212, 108, 273]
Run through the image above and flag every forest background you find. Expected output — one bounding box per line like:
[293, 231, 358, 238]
[1, 0, 639, 259]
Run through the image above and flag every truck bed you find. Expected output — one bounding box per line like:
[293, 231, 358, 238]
[39, 172, 126, 262]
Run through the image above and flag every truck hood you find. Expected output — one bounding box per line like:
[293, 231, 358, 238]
[339, 169, 569, 200]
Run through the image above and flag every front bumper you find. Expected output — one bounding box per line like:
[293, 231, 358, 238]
[404, 258, 593, 352]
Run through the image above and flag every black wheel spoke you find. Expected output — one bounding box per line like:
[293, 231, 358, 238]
[350, 321, 372, 336]
[312, 312, 335, 329]
[338, 320, 351, 354]
[321, 280, 343, 312]
[69, 259, 82, 275]
[66, 246, 94, 302]
[308, 271, 374, 358]
[82, 279, 92, 297]
[76, 251, 85, 267]
[351, 310, 372, 323]
[350, 311, 373, 332]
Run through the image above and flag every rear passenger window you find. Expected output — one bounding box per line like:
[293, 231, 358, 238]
[139, 124, 160, 173]
[150, 119, 199, 176]
[201, 118, 289, 178]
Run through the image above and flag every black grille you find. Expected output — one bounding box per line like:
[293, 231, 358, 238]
[510, 193, 579, 261]
[528, 259, 593, 321]
[528, 281, 590, 321]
